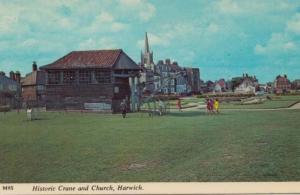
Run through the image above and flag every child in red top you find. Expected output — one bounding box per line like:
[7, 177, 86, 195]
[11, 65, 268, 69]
[206, 98, 210, 113]
[209, 99, 214, 113]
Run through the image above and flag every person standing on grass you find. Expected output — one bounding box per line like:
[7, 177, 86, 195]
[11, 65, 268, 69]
[209, 98, 214, 114]
[177, 98, 182, 112]
[158, 99, 164, 116]
[214, 98, 219, 113]
[120, 100, 127, 118]
[206, 98, 210, 113]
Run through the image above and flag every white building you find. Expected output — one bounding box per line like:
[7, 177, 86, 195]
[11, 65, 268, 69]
[234, 78, 256, 94]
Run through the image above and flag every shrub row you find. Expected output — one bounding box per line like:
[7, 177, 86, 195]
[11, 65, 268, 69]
[196, 93, 255, 99]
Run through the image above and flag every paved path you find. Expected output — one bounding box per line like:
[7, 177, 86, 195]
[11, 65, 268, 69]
[289, 101, 300, 109]
[181, 102, 300, 112]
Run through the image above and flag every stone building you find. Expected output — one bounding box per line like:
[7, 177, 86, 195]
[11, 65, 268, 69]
[185, 67, 200, 94]
[0, 71, 21, 108]
[40, 49, 140, 112]
[156, 59, 176, 93]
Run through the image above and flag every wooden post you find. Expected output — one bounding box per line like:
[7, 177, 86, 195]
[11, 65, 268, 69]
[129, 77, 136, 112]
[136, 76, 140, 111]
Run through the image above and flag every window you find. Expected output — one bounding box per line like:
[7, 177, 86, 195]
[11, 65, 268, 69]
[114, 86, 119, 93]
[95, 70, 111, 83]
[79, 70, 91, 83]
[37, 85, 45, 91]
[63, 71, 76, 84]
[48, 71, 60, 84]
[8, 84, 17, 91]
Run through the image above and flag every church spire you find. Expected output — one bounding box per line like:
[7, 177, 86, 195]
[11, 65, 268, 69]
[141, 32, 154, 70]
[145, 32, 150, 53]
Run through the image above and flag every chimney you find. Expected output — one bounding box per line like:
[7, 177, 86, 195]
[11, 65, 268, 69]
[9, 71, 15, 80]
[32, 61, 37, 72]
[15, 71, 21, 83]
[0, 71, 5, 76]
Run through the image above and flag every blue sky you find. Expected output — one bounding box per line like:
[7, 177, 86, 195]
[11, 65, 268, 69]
[0, 0, 300, 83]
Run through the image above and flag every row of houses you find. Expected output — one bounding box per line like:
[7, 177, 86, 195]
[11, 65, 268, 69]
[1, 63, 297, 112]
[2, 33, 298, 112]
[202, 74, 297, 94]
[201, 74, 259, 94]
[1, 57, 298, 113]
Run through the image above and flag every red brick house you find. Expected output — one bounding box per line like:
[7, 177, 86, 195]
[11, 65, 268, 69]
[40, 49, 140, 112]
[21, 62, 46, 107]
[273, 75, 291, 94]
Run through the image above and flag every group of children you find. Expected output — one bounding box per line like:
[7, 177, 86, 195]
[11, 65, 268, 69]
[206, 98, 219, 114]
[120, 97, 220, 118]
[177, 98, 220, 114]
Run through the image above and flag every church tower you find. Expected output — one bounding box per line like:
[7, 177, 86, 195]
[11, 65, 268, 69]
[141, 32, 154, 70]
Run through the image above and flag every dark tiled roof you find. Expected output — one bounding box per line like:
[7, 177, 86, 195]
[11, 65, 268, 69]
[41, 49, 123, 70]
[21, 71, 46, 86]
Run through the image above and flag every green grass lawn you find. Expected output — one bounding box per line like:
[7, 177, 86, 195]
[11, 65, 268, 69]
[220, 99, 298, 109]
[269, 94, 300, 100]
[0, 109, 300, 182]
[220, 95, 300, 109]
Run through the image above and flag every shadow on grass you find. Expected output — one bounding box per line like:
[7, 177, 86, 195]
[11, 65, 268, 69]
[23, 118, 50, 122]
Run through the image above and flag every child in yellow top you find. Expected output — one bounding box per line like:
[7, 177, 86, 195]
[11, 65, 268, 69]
[214, 99, 219, 113]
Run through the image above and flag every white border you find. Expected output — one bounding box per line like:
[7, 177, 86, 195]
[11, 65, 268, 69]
[1, 182, 300, 195]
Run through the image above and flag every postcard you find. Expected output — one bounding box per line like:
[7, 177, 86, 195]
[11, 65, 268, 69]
[0, 0, 300, 194]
